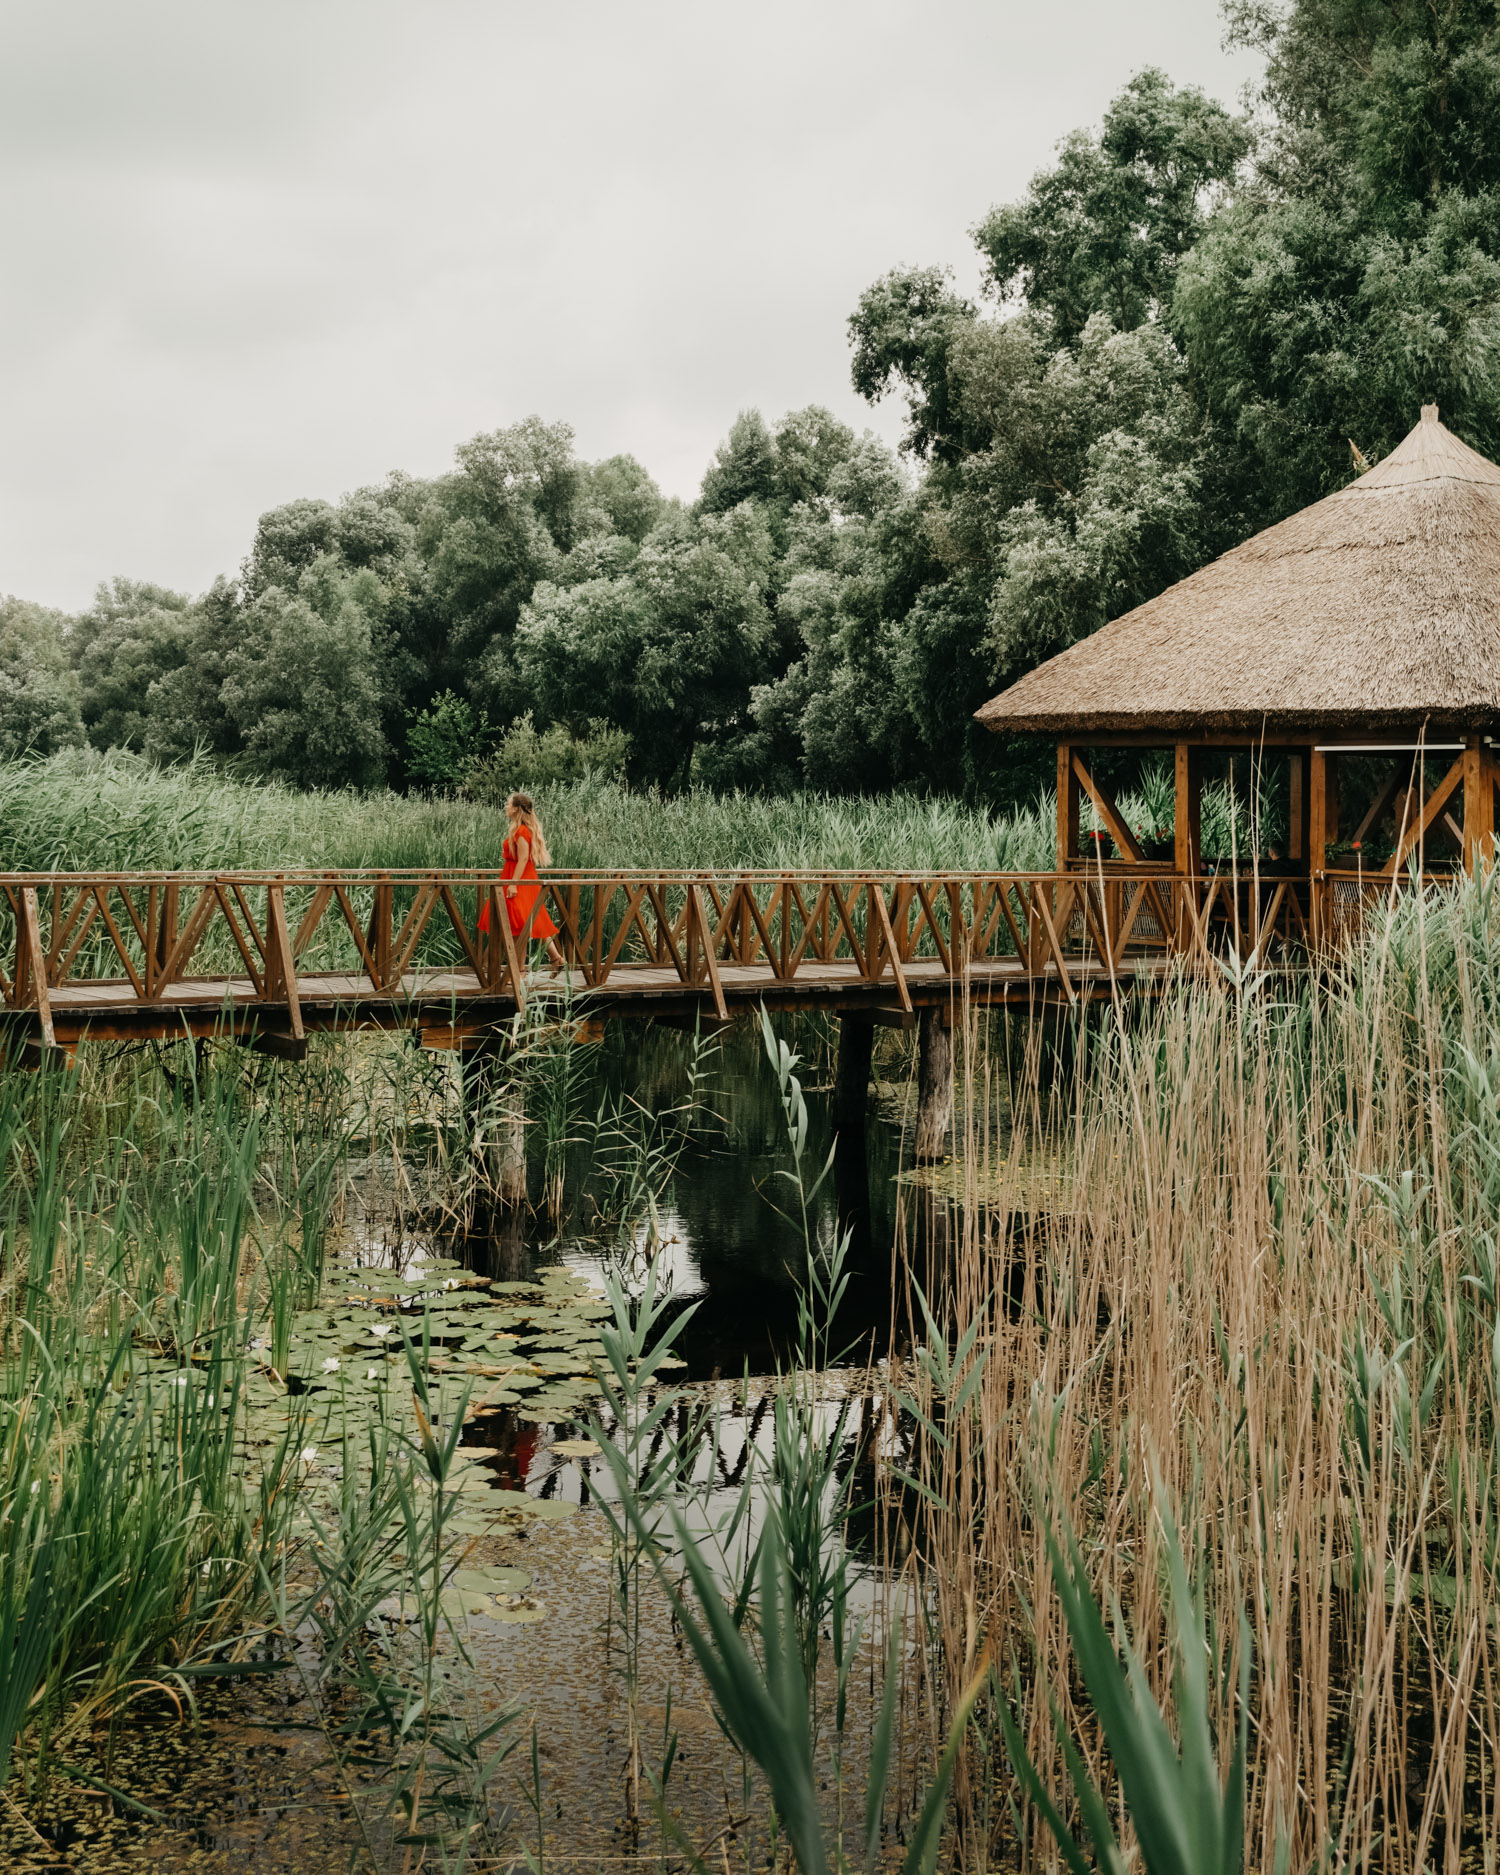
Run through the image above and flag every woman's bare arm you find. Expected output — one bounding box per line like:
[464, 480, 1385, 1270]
[505, 831, 531, 896]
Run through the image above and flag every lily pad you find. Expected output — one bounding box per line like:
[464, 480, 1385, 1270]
[449, 1564, 532, 1595]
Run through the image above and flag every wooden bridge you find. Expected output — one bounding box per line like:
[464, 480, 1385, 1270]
[0, 863, 1396, 1060]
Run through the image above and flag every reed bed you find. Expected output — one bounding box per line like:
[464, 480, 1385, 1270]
[8, 742, 1500, 1870]
[891, 866, 1500, 1871]
[0, 750, 1054, 877]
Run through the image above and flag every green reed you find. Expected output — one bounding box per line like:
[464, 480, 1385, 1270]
[0, 748, 1051, 877]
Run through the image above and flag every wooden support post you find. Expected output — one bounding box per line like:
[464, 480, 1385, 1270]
[1173, 743, 1201, 954]
[834, 1012, 874, 1138]
[464, 1040, 528, 1210]
[264, 884, 305, 1047]
[20, 887, 55, 1054]
[1072, 753, 1145, 862]
[1288, 753, 1306, 861]
[1309, 747, 1335, 946]
[1174, 744, 1200, 875]
[496, 1084, 527, 1208]
[1057, 742, 1079, 871]
[914, 1005, 953, 1163]
[367, 878, 393, 990]
[1464, 735, 1495, 872]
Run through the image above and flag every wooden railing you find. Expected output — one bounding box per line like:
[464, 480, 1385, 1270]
[0, 863, 1416, 1049]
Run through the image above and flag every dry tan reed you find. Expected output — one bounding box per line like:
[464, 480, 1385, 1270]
[894, 872, 1500, 1872]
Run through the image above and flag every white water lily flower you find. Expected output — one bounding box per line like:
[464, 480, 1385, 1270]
[321, 1357, 341, 1374]
[300, 1446, 319, 1463]
[369, 1324, 393, 1338]
[174, 1374, 189, 1388]
[365, 1367, 378, 1380]
[443, 1278, 460, 1290]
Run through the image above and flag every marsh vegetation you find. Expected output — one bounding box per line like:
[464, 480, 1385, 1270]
[2, 834, 1500, 1872]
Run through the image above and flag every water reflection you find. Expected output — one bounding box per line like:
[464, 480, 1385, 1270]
[514, 1020, 907, 1377]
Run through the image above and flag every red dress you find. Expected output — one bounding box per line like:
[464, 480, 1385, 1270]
[479, 828, 557, 940]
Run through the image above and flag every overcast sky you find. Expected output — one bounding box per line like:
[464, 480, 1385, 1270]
[0, 1, 1260, 611]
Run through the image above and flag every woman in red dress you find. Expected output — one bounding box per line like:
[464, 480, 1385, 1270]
[479, 791, 566, 972]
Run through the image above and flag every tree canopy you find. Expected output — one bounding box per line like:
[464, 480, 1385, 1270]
[15, 1, 1500, 805]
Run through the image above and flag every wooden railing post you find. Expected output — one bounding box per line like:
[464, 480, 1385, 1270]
[151, 880, 179, 998]
[264, 883, 305, 1046]
[20, 887, 55, 1052]
[566, 882, 582, 974]
[366, 877, 393, 989]
[688, 884, 728, 1020]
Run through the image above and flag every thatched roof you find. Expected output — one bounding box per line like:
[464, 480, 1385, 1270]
[975, 406, 1500, 736]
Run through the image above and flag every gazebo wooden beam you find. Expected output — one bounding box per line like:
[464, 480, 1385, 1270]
[1350, 768, 1404, 851]
[1386, 750, 1465, 876]
[1309, 747, 1338, 864]
[1018, 726, 1480, 749]
[1071, 754, 1145, 863]
[1174, 743, 1200, 875]
[1464, 735, 1496, 870]
[1056, 742, 1080, 870]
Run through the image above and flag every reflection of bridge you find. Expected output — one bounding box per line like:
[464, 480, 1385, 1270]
[0, 863, 1399, 1060]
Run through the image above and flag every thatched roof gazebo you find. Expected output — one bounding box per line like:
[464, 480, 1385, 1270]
[976, 406, 1500, 905]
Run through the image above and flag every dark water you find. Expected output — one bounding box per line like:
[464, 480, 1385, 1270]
[468, 1015, 917, 1378]
[0, 1018, 939, 1874]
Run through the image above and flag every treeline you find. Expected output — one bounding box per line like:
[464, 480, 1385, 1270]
[7, 0, 1500, 807]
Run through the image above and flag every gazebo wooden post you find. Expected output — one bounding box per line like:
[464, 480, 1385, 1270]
[1309, 747, 1338, 945]
[1056, 741, 1079, 872]
[1288, 753, 1306, 862]
[1173, 744, 1201, 874]
[1172, 743, 1200, 952]
[1463, 734, 1495, 872]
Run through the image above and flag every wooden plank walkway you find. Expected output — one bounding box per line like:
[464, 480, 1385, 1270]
[0, 864, 1370, 1058]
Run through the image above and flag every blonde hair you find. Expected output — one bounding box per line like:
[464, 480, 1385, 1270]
[507, 791, 551, 867]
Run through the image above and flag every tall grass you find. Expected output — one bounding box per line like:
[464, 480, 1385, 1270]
[890, 865, 1500, 1870]
[0, 1055, 328, 1792]
[0, 748, 1053, 875]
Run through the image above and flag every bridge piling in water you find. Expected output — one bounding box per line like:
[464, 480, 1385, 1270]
[834, 1012, 874, 1138]
[914, 1005, 953, 1162]
[461, 1039, 527, 1210]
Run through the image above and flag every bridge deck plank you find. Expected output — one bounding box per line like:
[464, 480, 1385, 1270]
[42, 953, 1132, 1014]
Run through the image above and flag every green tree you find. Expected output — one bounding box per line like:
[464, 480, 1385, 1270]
[220, 565, 389, 790]
[1178, 0, 1500, 510]
[848, 267, 984, 463]
[975, 68, 1251, 342]
[138, 579, 246, 766]
[70, 579, 196, 752]
[0, 598, 84, 757]
[515, 504, 775, 789]
[748, 437, 928, 792]
[585, 455, 666, 545]
[700, 411, 780, 513]
[406, 689, 490, 791]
